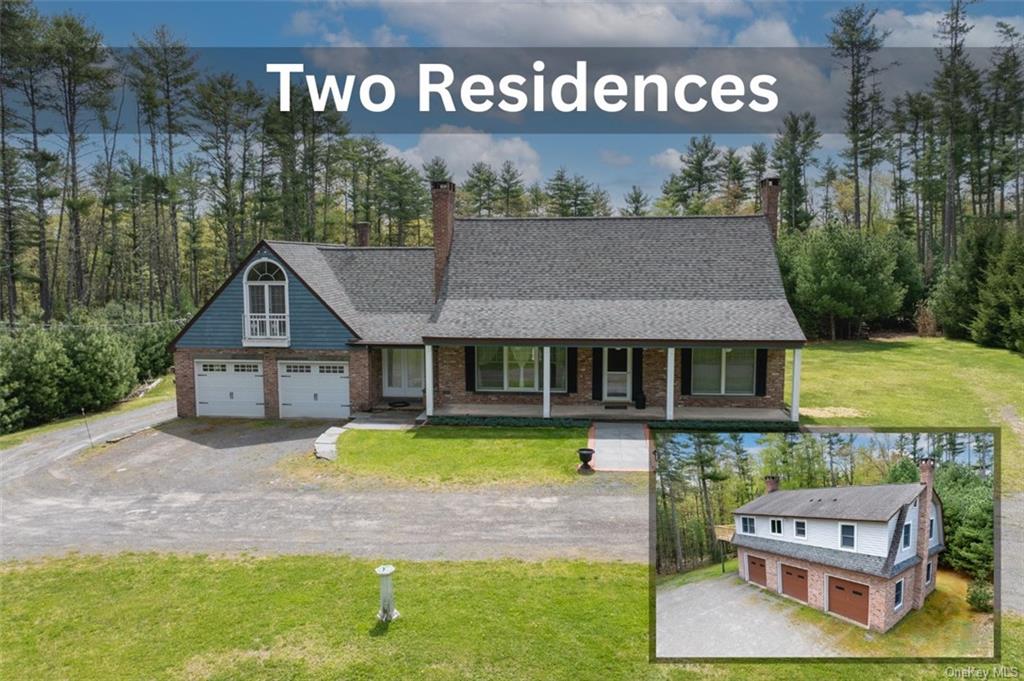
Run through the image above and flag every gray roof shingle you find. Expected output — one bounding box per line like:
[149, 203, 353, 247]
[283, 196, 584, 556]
[731, 533, 905, 577]
[267, 242, 433, 345]
[426, 215, 805, 343]
[733, 483, 924, 522]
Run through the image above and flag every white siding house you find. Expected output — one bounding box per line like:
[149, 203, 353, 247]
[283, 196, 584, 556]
[734, 513, 892, 557]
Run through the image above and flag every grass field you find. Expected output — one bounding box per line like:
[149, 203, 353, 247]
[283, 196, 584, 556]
[282, 425, 591, 487]
[791, 337, 1024, 490]
[0, 374, 175, 450]
[1, 554, 1016, 681]
[655, 558, 739, 589]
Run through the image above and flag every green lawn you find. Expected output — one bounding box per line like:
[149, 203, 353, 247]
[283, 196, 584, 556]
[1, 554, 1016, 681]
[282, 425, 592, 488]
[791, 337, 1024, 490]
[0, 375, 176, 451]
[655, 558, 738, 589]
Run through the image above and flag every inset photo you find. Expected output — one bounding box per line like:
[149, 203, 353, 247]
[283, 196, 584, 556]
[653, 430, 997, 660]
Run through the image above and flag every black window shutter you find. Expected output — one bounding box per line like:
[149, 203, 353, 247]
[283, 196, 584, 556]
[680, 348, 692, 395]
[567, 347, 578, 393]
[591, 348, 603, 401]
[631, 348, 644, 399]
[464, 346, 476, 391]
[755, 348, 768, 396]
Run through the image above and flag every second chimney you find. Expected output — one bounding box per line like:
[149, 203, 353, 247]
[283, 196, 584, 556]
[355, 222, 370, 247]
[431, 181, 456, 302]
[759, 176, 780, 241]
[764, 475, 780, 493]
[914, 457, 937, 609]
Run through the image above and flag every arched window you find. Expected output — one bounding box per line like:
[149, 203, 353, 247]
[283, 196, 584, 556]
[244, 260, 288, 341]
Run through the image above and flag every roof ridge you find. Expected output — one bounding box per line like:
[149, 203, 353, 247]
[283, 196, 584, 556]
[266, 239, 433, 251]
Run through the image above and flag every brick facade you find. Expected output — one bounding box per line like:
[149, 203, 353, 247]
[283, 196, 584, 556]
[173, 347, 352, 418]
[737, 547, 938, 632]
[433, 345, 786, 411]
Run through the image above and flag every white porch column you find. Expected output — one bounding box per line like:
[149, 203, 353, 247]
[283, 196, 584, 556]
[790, 347, 802, 423]
[665, 347, 675, 421]
[542, 346, 551, 419]
[424, 344, 434, 417]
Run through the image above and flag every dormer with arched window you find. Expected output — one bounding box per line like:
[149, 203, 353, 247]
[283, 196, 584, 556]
[243, 259, 289, 346]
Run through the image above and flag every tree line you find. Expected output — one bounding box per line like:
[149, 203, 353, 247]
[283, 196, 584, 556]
[0, 0, 1021, 353]
[655, 431, 994, 608]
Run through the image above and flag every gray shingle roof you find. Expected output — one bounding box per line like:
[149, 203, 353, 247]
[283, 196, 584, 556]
[267, 242, 433, 345]
[732, 534, 920, 578]
[733, 483, 924, 522]
[426, 215, 805, 343]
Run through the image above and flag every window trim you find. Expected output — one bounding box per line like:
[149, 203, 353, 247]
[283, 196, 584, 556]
[243, 258, 290, 347]
[926, 560, 933, 584]
[929, 515, 935, 540]
[740, 516, 756, 535]
[902, 521, 912, 549]
[793, 519, 807, 540]
[894, 577, 905, 610]
[769, 517, 783, 536]
[690, 347, 756, 396]
[838, 522, 857, 551]
[475, 346, 568, 394]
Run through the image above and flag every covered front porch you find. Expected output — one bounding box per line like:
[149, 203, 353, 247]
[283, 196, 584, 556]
[421, 342, 804, 423]
[433, 402, 793, 422]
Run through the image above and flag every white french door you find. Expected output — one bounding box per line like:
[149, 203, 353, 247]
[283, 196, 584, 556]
[383, 348, 425, 398]
[603, 347, 632, 401]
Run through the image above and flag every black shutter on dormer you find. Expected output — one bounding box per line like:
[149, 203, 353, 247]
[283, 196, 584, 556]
[755, 348, 768, 396]
[567, 348, 578, 393]
[592, 348, 603, 401]
[464, 346, 476, 391]
[680, 348, 693, 395]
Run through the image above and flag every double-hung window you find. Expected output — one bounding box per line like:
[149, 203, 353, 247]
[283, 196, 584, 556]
[902, 522, 912, 549]
[894, 579, 904, 610]
[770, 518, 783, 535]
[926, 561, 933, 584]
[741, 517, 756, 534]
[840, 523, 856, 550]
[691, 348, 756, 395]
[476, 346, 567, 393]
[794, 520, 807, 538]
[929, 516, 935, 540]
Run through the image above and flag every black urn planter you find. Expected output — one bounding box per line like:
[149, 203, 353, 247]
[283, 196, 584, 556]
[577, 448, 595, 473]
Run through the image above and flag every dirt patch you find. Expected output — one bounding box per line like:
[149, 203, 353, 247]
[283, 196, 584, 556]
[801, 407, 867, 418]
[1000, 405, 1024, 440]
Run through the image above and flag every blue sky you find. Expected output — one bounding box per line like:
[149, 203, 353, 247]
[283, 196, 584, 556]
[38, 1, 1024, 207]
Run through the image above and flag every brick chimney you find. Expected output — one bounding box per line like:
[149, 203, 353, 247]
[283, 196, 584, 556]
[431, 181, 456, 302]
[355, 222, 370, 247]
[759, 176, 780, 241]
[764, 475, 780, 493]
[913, 457, 936, 609]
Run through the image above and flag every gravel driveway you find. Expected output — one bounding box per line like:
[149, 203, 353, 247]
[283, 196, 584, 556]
[1, 418, 647, 563]
[656, 574, 840, 658]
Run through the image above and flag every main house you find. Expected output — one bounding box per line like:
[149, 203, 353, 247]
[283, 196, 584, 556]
[170, 178, 806, 422]
[731, 458, 945, 632]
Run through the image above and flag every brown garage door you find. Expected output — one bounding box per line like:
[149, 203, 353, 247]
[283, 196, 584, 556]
[747, 555, 767, 586]
[781, 564, 808, 602]
[828, 576, 869, 625]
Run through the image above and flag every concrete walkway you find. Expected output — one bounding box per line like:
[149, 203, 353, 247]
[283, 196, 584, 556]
[590, 422, 651, 472]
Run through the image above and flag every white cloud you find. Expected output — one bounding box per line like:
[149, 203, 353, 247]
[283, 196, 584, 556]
[649, 148, 683, 172]
[733, 18, 800, 47]
[874, 9, 1023, 47]
[599, 149, 633, 167]
[386, 125, 542, 184]
[371, 25, 409, 48]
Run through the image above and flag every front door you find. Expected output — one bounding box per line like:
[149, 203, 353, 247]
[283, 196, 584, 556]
[603, 347, 632, 401]
[383, 348, 425, 398]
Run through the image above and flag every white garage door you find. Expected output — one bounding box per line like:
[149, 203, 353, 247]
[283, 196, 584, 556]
[278, 362, 350, 419]
[194, 360, 265, 417]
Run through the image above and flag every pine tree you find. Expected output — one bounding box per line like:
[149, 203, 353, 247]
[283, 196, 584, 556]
[622, 185, 650, 216]
[495, 160, 524, 216]
[544, 167, 574, 217]
[719, 148, 747, 213]
[828, 3, 889, 231]
[462, 162, 498, 216]
[421, 156, 451, 184]
[747, 142, 769, 211]
[771, 112, 821, 232]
